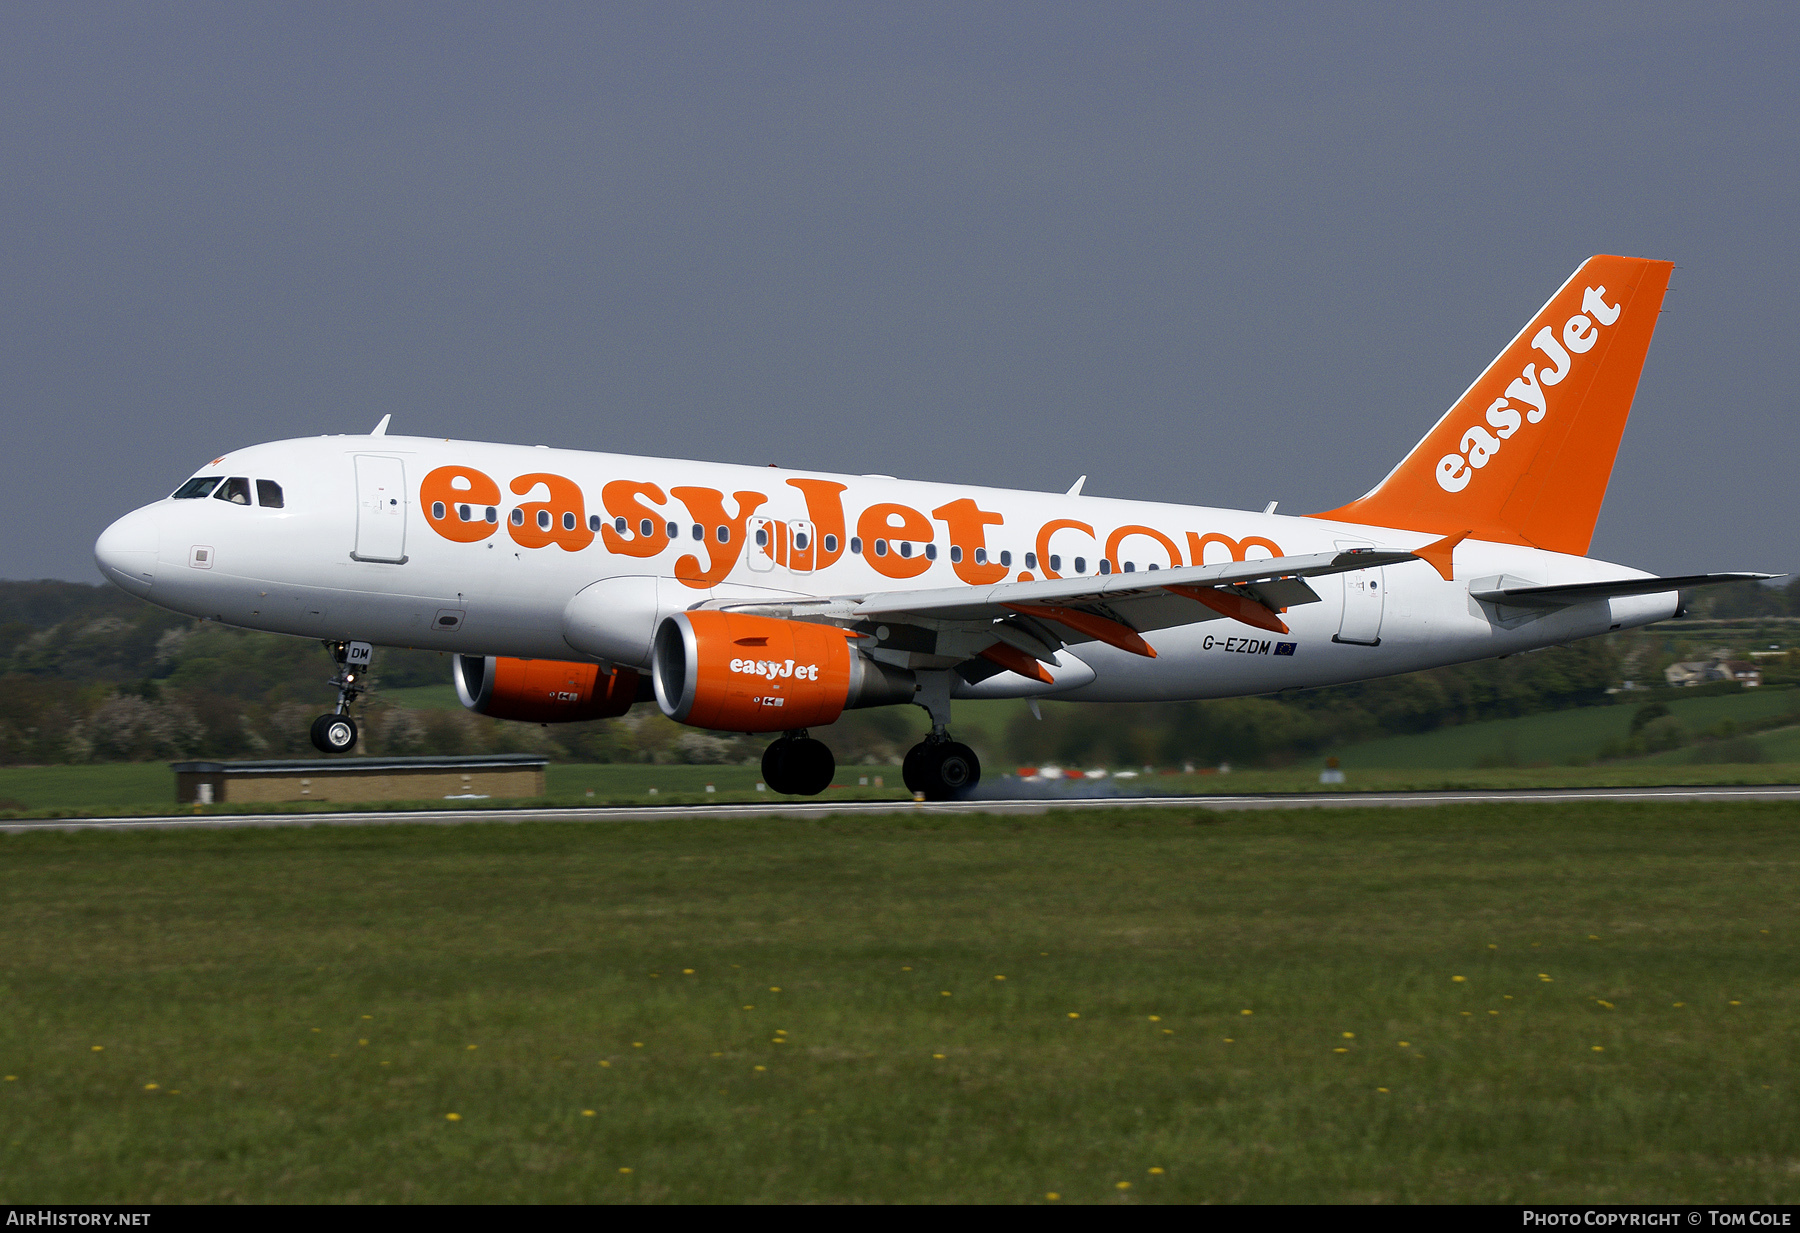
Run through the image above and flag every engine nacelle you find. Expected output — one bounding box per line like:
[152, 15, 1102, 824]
[455, 655, 643, 723]
[652, 611, 914, 732]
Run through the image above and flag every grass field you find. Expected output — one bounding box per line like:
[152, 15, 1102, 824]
[1, 801, 1794, 1203]
[6, 758, 1800, 818]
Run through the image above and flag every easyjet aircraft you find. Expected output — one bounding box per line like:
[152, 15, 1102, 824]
[94, 255, 1770, 797]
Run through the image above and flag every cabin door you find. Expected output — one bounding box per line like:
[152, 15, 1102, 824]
[1333, 539, 1384, 646]
[352, 455, 409, 564]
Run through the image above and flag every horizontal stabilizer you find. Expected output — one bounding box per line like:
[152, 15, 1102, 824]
[1470, 573, 1779, 610]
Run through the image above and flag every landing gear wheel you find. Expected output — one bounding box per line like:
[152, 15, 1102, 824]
[902, 743, 928, 795]
[310, 713, 358, 754]
[762, 737, 836, 796]
[921, 741, 979, 799]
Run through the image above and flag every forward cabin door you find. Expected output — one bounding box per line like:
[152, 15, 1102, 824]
[353, 455, 409, 563]
[1332, 539, 1384, 646]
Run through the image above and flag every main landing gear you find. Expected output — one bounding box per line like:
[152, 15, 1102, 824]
[310, 640, 373, 754]
[900, 670, 982, 801]
[902, 737, 982, 801]
[762, 731, 836, 796]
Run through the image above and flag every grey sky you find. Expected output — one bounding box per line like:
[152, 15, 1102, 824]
[5, 2, 1796, 582]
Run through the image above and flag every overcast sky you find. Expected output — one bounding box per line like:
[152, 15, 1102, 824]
[6, 2, 1796, 582]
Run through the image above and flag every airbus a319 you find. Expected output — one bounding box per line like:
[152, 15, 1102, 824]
[93, 255, 1771, 798]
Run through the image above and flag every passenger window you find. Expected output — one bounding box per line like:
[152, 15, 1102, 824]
[1048, 554, 1060, 572]
[924, 544, 937, 561]
[666, 521, 679, 539]
[537, 510, 552, 530]
[511, 509, 525, 526]
[716, 526, 730, 544]
[849, 537, 861, 555]
[950, 545, 964, 564]
[173, 477, 220, 499]
[213, 477, 252, 505]
[874, 539, 888, 557]
[256, 480, 284, 508]
[588, 514, 601, 532]
[1074, 556, 1087, 574]
[1025, 552, 1037, 571]
[615, 516, 628, 534]
[640, 518, 654, 538]
[692, 524, 704, 541]
[562, 512, 577, 531]
[824, 534, 839, 554]
[897, 541, 911, 558]
[971, 547, 984, 565]
[1000, 550, 1012, 568]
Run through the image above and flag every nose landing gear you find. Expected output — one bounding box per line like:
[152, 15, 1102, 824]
[310, 640, 373, 754]
[761, 732, 835, 796]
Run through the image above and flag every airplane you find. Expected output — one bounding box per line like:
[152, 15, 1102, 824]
[93, 254, 1773, 798]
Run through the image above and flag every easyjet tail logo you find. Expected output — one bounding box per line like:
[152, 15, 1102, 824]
[1435, 285, 1622, 493]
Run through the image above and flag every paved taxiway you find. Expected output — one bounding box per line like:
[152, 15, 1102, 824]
[3, 784, 1797, 833]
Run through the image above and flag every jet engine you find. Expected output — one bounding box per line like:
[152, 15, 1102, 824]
[652, 611, 914, 732]
[455, 655, 644, 723]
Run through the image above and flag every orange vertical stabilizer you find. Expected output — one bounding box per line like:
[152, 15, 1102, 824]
[1312, 255, 1673, 556]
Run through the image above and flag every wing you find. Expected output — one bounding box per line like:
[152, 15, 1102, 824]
[1470, 572, 1779, 609]
[701, 549, 1420, 680]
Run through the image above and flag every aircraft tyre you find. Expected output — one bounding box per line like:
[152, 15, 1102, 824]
[901, 743, 928, 795]
[912, 740, 981, 801]
[762, 737, 835, 796]
[310, 713, 358, 754]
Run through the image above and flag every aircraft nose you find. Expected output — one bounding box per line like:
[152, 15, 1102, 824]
[94, 507, 160, 597]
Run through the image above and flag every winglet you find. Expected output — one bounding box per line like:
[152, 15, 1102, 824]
[1415, 530, 1472, 583]
[371, 414, 391, 437]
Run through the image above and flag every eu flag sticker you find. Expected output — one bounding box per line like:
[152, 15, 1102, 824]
[1274, 642, 1297, 656]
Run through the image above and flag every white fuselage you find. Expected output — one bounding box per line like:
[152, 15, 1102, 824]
[94, 433, 1673, 705]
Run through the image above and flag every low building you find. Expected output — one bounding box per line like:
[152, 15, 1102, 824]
[171, 753, 549, 805]
[1663, 658, 1763, 688]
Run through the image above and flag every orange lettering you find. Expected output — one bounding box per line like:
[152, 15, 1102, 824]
[601, 480, 668, 559]
[508, 473, 595, 552]
[1034, 519, 1095, 580]
[1105, 525, 1183, 572]
[672, 487, 768, 587]
[1186, 531, 1283, 565]
[857, 503, 933, 580]
[932, 498, 1007, 585]
[786, 479, 849, 570]
[420, 465, 501, 543]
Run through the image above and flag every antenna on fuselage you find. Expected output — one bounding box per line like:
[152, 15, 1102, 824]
[1066, 475, 1086, 497]
[370, 414, 391, 437]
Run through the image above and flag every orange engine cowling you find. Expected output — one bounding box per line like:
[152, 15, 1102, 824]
[455, 655, 643, 723]
[652, 611, 914, 732]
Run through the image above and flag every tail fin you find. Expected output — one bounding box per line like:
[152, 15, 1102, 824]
[1312, 254, 1674, 556]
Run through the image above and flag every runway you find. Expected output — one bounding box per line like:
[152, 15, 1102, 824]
[4, 783, 1799, 832]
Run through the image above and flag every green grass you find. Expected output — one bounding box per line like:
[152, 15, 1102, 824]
[1333, 687, 1800, 770]
[0, 802, 1795, 1203]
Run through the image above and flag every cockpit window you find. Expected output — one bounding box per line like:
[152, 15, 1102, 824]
[213, 477, 252, 505]
[256, 480, 284, 508]
[172, 477, 220, 499]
